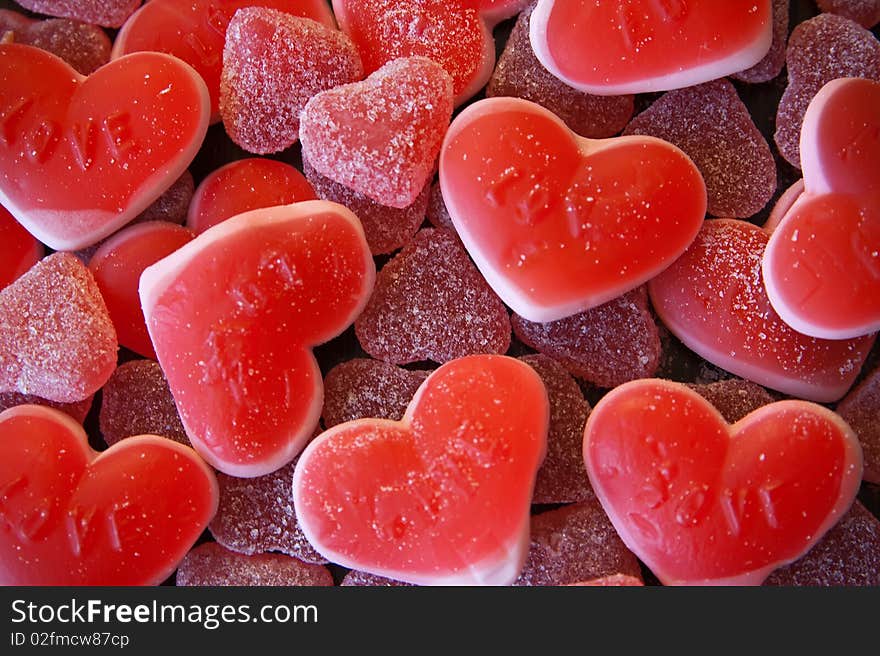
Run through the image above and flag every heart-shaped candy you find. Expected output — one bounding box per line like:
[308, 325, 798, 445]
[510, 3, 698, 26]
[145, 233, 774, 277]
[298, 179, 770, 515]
[14, 0, 140, 28]
[0, 44, 209, 250]
[817, 0, 880, 28]
[584, 379, 863, 586]
[0, 404, 218, 585]
[529, 0, 773, 95]
[0, 203, 41, 289]
[140, 201, 375, 477]
[440, 97, 706, 323]
[293, 355, 549, 585]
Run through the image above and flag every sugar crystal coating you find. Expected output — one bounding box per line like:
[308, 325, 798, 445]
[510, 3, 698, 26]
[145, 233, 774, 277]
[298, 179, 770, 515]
[732, 0, 789, 83]
[176, 542, 333, 586]
[322, 358, 431, 428]
[299, 57, 453, 208]
[512, 287, 660, 389]
[519, 354, 592, 504]
[209, 458, 327, 564]
[220, 9, 363, 154]
[355, 228, 511, 364]
[0, 253, 116, 403]
[817, 0, 880, 28]
[775, 14, 880, 168]
[687, 378, 777, 424]
[837, 365, 880, 483]
[303, 157, 428, 255]
[486, 3, 634, 138]
[340, 570, 413, 586]
[0, 11, 111, 75]
[0, 391, 92, 423]
[512, 500, 643, 586]
[624, 79, 776, 219]
[14, 0, 140, 28]
[764, 502, 880, 586]
[426, 180, 455, 231]
[99, 359, 189, 447]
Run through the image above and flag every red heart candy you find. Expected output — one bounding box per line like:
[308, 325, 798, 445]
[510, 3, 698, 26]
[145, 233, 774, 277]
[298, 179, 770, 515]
[0, 404, 218, 585]
[584, 379, 863, 586]
[14, 0, 140, 28]
[176, 542, 332, 587]
[649, 219, 874, 402]
[0, 44, 209, 250]
[139, 201, 375, 477]
[732, 0, 788, 84]
[113, 0, 336, 121]
[817, 0, 880, 28]
[293, 355, 549, 585]
[0, 203, 42, 289]
[440, 97, 706, 322]
[529, 0, 773, 95]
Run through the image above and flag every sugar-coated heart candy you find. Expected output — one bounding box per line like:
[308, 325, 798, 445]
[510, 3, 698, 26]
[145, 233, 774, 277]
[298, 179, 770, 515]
[99, 360, 189, 448]
[774, 14, 880, 168]
[513, 500, 642, 586]
[140, 201, 375, 477]
[569, 574, 644, 586]
[355, 229, 511, 365]
[220, 9, 363, 155]
[0, 404, 218, 585]
[486, 3, 634, 139]
[210, 457, 326, 564]
[837, 365, 880, 483]
[584, 379, 863, 586]
[764, 502, 880, 586]
[0, 45, 209, 250]
[0, 203, 42, 289]
[303, 157, 428, 255]
[529, 0, 773, 95]
[176, 542, 332, 587]
[624, 79, 776, 219]
[293, 355, 549, 586]
[300, 57, 453, 209]
[649, 220, 874, 402]
[322, 359, 431, 429]
[187, 158, 315, 235]
[0, 391, 92, 423]
[511, 287, 660, 389]
[519, 355, 592, 505]
[0, 253, 116, 403]
[90, 222, 194, 358]
[687, 379, 776, 424]
[14, 0, 140, 28]
[817, 0, 880, 28]
[340, 570, 411, 586]
[440, 97, 706, 323]
[0, 9, 111, 75]
[113, 0, 336, 121]
[426, 181, 454, 231]
[732, 0, 789, 84]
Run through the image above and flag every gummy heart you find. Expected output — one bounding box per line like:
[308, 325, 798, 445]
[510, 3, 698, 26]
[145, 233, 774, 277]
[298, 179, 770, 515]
[529, 0, 773, 95]
[14, 0, 140, 28]
[838, 364, 880, 484]
[0, 391, 93, 424]
[140, 201, 375, 477]
[293, 355, 549, 585]
[0, 44, 209, 250]
[114, 0, 335, 121]
[440, 97, 706, 323]
[176, 542, 332, 587]
[732, 0, 788, 84]
[649, 219, 874, 403]
[0, 203, 42, 289]
[817, 0, 880, 32]
[584, 379, 863, 586]
[763, 78, 880, 340]
[0, 404, 218, 585]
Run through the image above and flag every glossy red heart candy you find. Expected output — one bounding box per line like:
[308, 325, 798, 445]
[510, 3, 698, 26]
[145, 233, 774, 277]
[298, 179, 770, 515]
[293, 355, 548, 585]
[140, 201, 375, 477]
[440, 97, 706, 322]
[584, 379, 862, 586]
[0, 44, 209, 250]
[0, 203, 42, 289]
[0, 404, 218, 585]
[529, 0, 773, 95]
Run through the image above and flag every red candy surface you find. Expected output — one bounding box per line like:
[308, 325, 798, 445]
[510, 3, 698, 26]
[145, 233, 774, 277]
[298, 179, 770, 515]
[732, 0, 789, 84]
[293, 355, 548, 585]
[140, 201, 374, 477]
[187, 158, 316, 235]
[529, 0, 773, 94]
[176, 542, 332, 587]
[0, 203, 42, 289]
[355, 228, 511, 365]
[440, 97, 706, 323]
[0, 253, 117, 403]
[14, 0, 140, 28]
[649, 220, 875, 402]
[0, 45, 209, 250]
[113, 0, 335, 121]
[300, 56, 453, 209]
[837, 365, 880, 484]
[511, 286, 660, 389]
[0, 391, 92, 423]
[624, 79, 777, 219]
[0, 404, 218, 585]
[584, 379, 863, 585]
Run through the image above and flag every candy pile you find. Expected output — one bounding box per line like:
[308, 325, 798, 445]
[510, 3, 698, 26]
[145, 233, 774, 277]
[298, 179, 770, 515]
[0, 0, 878, 587]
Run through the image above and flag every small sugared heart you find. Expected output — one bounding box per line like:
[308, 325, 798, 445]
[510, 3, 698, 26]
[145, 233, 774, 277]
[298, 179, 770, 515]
[584, 379, 863, 586]
[13, 0, 140, 28]
[175, 542, 332, 587]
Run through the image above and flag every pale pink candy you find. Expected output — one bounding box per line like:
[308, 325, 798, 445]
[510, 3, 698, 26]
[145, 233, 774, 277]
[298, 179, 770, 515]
[14, 0, 140, 28]
[817, 0, 880, 28]
[837, 365, 880, 483]
[175, 542, 333, 586]
[732, 0, 789, 84]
